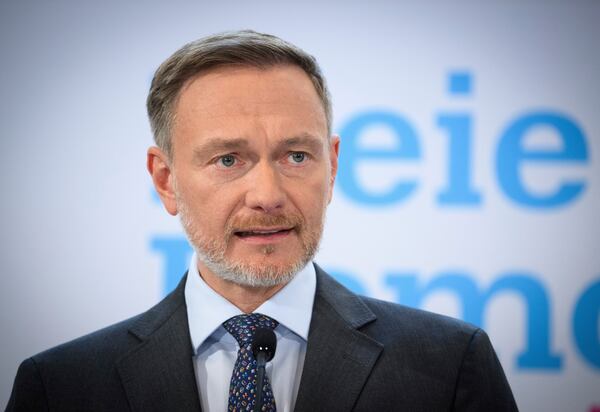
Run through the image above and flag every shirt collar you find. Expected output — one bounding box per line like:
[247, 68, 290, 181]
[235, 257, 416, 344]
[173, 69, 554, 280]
[184, 253, 316, 354]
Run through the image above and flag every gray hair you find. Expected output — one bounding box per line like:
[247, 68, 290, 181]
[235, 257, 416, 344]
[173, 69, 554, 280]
[147, 30, 332, 158]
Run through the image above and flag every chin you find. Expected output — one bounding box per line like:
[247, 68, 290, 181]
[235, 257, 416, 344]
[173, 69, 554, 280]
[216, 264, 300, 288]
[204, 253, 309, 288]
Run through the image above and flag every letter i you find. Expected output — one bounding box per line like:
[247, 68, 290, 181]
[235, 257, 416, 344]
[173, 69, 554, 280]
[436, 71, 482, 205]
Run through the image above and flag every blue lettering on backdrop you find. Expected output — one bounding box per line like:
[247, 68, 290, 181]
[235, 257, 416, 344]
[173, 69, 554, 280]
[327, 268, 367, 295]
[496, 112, 588, 208]
[150, 237, 193, 293]
[336, 73, 589, 209]
[448, 71, 473, 96]
[385, 271, 562, 369]
[436, 114, 482, 205]
[338, 110, 420, 205]
[440, 72, 481, 206]
[148, 71, 594, 372]
[573, 279, 600, 368]
[149, 235, 599, 371]
[149, 235, 369, 297]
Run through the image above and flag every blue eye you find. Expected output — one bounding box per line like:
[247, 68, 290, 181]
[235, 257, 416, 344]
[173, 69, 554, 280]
[290, 152, 306, 163]
[219, 155, 236, 167]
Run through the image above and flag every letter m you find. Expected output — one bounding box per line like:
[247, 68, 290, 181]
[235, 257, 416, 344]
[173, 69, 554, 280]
[385, 271, 562, 370]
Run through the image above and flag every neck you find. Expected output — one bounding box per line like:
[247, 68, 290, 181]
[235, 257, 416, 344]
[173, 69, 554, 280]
[196, 261, 287, 313]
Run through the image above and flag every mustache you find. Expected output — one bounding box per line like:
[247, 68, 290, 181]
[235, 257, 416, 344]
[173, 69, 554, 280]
[226, 214, 303, 234]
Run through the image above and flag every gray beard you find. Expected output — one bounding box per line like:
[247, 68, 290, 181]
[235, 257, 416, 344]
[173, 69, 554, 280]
[194, 243, 310, 288]
[176, 193, 323, 288]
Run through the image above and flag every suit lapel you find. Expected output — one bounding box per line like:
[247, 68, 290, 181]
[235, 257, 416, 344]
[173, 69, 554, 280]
[116, 274, 202, 412]
[113, 267, 381, 412]
[294, 266, 383, 412]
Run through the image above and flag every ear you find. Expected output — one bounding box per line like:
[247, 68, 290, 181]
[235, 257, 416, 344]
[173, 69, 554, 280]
[327, 135, 340, 204]
[147, 146, 178, 215]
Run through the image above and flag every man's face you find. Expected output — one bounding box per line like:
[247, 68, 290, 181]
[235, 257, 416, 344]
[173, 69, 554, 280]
[159, 65, 339, 287]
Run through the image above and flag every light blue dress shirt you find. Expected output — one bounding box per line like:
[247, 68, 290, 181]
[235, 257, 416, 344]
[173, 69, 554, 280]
[184, 254, 317, 412]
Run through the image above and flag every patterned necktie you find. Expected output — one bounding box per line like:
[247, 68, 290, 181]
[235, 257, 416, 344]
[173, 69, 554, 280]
[223, 313, 279, 412]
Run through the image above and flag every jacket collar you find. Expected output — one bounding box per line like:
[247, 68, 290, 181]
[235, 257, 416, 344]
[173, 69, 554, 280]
[116, 274, 203, 412]
[293, 264, 383, 412]
[115, 264, 382, 412]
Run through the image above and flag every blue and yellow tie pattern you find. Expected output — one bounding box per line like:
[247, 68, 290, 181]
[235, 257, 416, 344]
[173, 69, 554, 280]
[223, 313, 279, 412]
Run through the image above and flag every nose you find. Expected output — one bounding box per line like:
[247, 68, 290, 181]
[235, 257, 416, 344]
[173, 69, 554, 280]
[244, 161, 286, 213]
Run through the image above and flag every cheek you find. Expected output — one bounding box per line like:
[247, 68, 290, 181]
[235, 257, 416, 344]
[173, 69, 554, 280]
[294, 179, 330, 215]
[173, 166, 246, 229]
[176, 185, 217, 225]
[192, 188, 242, 229]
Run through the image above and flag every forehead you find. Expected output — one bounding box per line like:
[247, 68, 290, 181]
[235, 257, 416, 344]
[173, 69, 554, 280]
[171, 65, 328, 146]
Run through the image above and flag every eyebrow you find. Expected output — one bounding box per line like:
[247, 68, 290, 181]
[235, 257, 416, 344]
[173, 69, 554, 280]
[276, 133, 325, 153]
[192, 137, 249, 161]
[191, 133, 325, 162]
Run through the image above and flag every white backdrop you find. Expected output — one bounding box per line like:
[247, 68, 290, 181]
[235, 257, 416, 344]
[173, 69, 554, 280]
[1, 1, 599, 411]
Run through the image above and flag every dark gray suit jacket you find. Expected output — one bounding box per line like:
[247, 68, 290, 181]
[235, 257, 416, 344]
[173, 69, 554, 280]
[7, 265, 518, 411]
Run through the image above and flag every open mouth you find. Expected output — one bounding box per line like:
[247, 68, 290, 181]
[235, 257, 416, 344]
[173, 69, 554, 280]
[234, 228, 294, 238]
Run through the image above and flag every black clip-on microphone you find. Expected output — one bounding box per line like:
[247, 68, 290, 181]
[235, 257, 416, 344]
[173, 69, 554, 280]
[251, 327, 277, 412]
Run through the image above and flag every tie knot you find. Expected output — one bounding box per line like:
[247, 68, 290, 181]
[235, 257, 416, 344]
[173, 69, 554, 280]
[223, 313, 279, 346]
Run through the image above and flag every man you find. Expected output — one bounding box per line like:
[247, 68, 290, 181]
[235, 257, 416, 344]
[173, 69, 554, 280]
[7, 31, 518, 411]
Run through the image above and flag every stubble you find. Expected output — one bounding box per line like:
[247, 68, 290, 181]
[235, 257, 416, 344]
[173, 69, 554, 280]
[176, 192, 325, 288]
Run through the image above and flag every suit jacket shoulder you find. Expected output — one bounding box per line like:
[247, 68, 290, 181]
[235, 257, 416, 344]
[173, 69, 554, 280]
[7, 267, 517, 412]
[359, 292, 479, 355]
[6, 275, 202, 412]
[293, 265, 518, 412]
